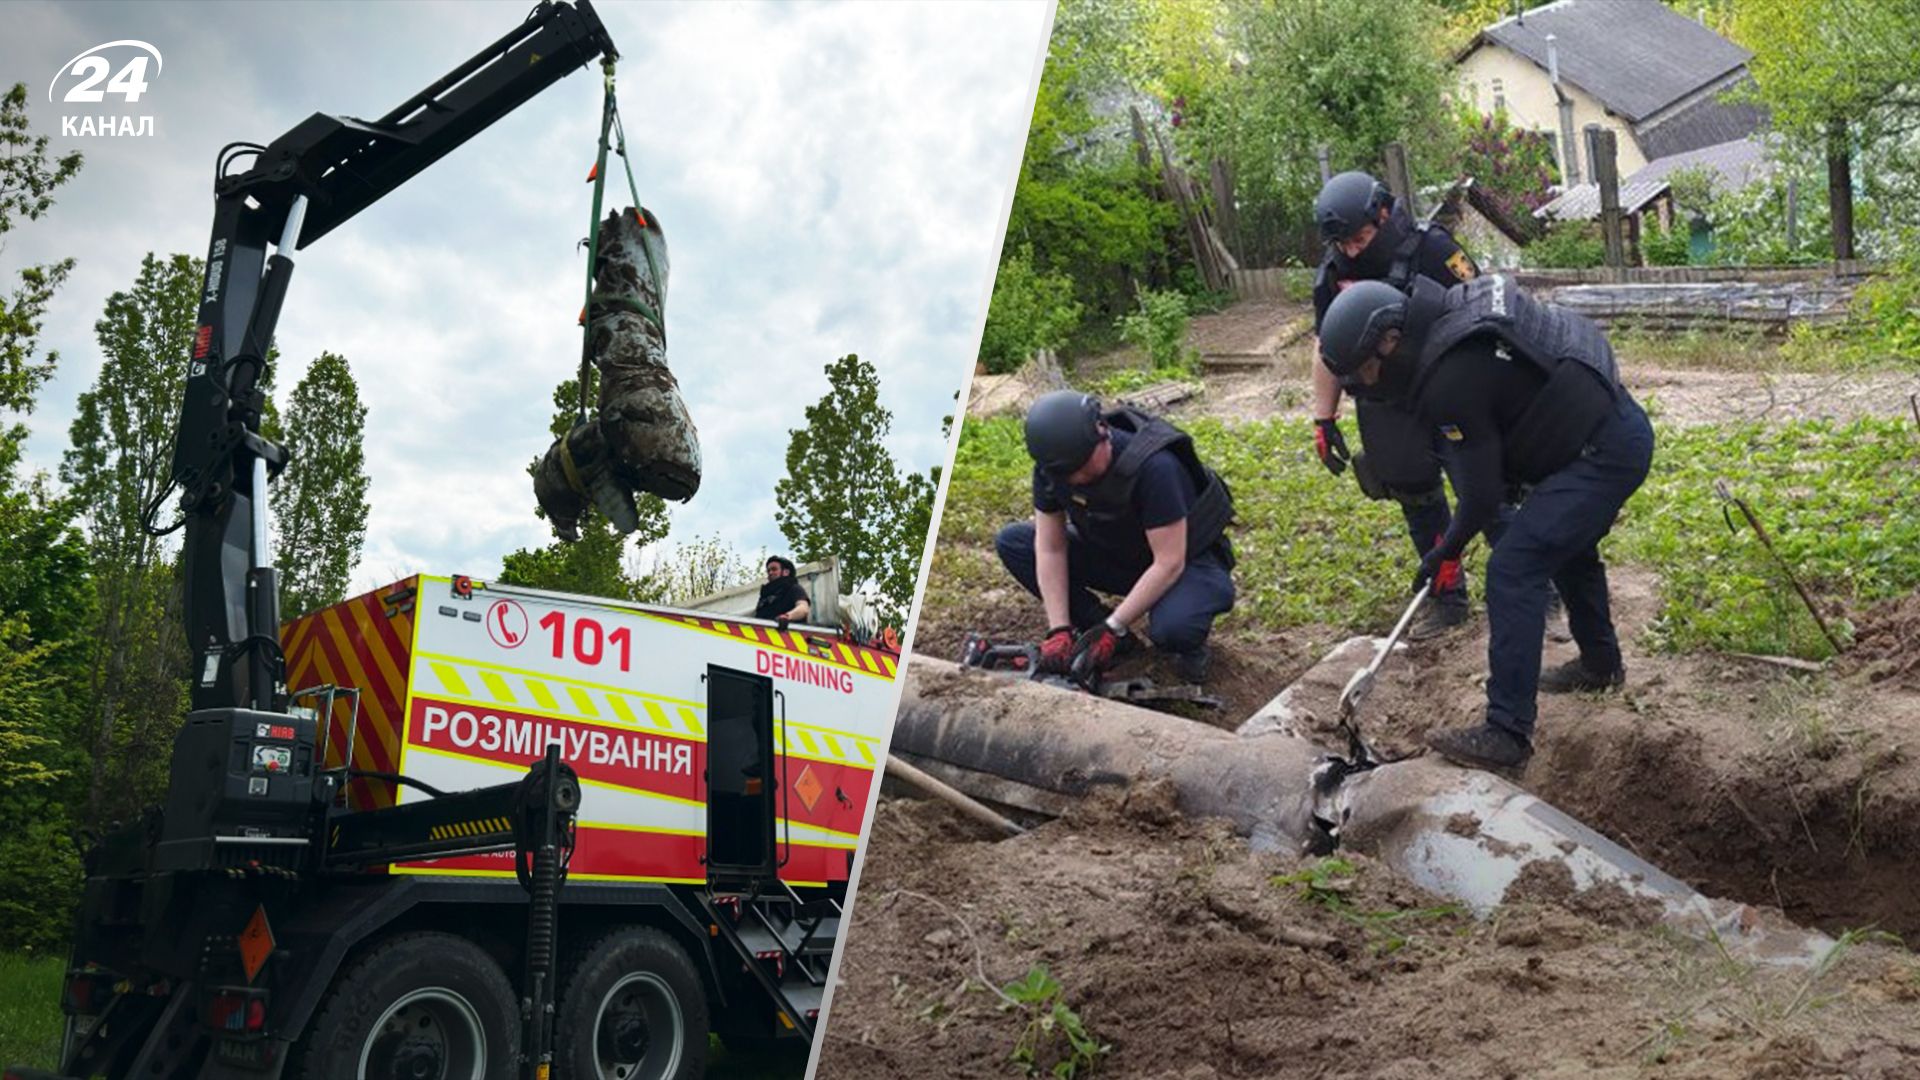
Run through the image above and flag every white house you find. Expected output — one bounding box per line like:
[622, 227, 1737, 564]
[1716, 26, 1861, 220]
[1455, 0, 1767, 183]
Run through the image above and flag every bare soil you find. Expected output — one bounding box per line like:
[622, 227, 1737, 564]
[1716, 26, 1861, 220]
[870, 300, 1920, 1076]
[1278, 564, 1920, 944]
[817, 794, 1920, 1080]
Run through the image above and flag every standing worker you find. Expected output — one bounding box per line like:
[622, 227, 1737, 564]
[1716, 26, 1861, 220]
[1308, 170, 1497, 640]
[1318, 275, 1653, 771]
[995, 391, 1236, 685]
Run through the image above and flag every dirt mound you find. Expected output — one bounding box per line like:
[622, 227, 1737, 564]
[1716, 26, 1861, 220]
[818, 796, 1920, 1079]
[1848, 591, 1920, 688]
[1271, 566, 1920, 943]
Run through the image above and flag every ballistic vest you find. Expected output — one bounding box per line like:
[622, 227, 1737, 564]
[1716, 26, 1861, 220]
[1066, 409, 1234, 565]
[1409, 275, 1623, 480]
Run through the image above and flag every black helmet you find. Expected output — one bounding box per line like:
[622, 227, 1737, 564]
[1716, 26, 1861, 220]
[1024, 391, 1104, 475]
[1315, 171, 1392, 244]
[1318, 280, 1408, 377]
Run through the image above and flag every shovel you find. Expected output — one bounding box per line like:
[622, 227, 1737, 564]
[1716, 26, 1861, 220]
[1333, 584, 1431, 767]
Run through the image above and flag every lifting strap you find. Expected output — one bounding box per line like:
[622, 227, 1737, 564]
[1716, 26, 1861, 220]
[576, 58, 665, 424]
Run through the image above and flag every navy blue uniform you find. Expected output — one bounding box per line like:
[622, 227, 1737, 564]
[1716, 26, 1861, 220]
[995, 430, 1235, 654]
[1415, 337, 1654, 742]
[1313, 208, 1498, 606]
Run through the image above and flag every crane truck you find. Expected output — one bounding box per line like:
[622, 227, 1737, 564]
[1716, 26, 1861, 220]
[4, 4, 897, 1077]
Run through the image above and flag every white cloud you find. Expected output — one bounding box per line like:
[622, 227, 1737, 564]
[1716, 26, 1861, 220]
[3, 0, 1045, 591]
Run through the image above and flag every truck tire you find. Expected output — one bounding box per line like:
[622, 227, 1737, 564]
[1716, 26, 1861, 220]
[553, 926, 708, 1080]
[294, 931, 520, 1080]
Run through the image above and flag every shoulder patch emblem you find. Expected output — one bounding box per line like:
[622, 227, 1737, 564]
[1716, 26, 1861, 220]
[1446, 250, 1477, 281]
[1439, 424, 1464, 441]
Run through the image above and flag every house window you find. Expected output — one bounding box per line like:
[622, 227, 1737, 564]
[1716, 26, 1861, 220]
[1492, 78, 1506, 113]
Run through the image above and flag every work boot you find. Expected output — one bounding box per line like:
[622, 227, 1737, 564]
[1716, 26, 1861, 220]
[1545, 588, 1572, 644]
[1406, 594, 1470, 642]
[1425, 723, 1532, 773]
[1538, 657, 1625, 694]
[1171, 645, 1210, 685]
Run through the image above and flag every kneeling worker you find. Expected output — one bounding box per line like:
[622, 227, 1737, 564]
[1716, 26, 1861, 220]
[996, 391, 1236, 685]
[1318, 276, 1653, 770]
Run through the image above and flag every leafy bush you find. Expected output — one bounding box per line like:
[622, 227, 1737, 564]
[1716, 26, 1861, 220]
[1705, 175, 1832, 265]
[980, 246, 1083, 375]
[1115, 287, 1196, 372]
[1524, 222, 1607, 269]
[1782, 231, 1920, 366]
[1840, 232, 1920, 361]
[1642, 221, 1691, 267]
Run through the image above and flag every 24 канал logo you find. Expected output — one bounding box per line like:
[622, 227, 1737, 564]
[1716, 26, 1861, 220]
[49, 40, 161, 138]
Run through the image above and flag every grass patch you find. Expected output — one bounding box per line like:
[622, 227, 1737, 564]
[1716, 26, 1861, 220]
[0, 952, 64, 1070]
[1618, 418, 1920, 659]
[1272, 857, 1464, 956]
[0, 956, 803, 1078]
[940, 413, 1920, 660]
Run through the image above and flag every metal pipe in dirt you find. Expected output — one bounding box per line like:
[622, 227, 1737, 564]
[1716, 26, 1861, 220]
[895, 658, 1833, 967]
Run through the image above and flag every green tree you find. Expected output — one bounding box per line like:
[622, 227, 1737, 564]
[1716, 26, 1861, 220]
[1732, 0, 1920, 259]
[1000, 0, 1175, 344]
[2, 82, 83, 465]
[0, 80, 89, 951]
[638, 533, 764, 606]
[979, 246, 1083, 374]
[497, 371, 668, 599]
[1184, 0, 1458, 261]
[271, 352, 369, 616]
[62, 253, 201, 821]
[775, 355, 926, 620]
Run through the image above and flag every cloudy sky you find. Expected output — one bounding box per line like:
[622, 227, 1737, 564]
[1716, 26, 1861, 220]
[3, 0, 1048, 590]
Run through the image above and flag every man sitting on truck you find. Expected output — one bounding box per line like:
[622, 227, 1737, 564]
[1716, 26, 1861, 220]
[755, 556, 812, 624]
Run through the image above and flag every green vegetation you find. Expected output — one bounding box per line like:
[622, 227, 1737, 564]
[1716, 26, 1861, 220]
[1114, 287, 1197, 374]
[0, 952, 63, 1070]
[937, 410, 1920, 662]
[1524, 222, 1607, 269]
[1000, 964, 1110, 1079]
[981, 246, 1082, 375]
[1272, 857, 1464, 955]
[1621, 418, 1920, 660]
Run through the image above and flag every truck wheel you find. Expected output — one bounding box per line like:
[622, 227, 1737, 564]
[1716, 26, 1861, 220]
[554, 927, 708, 1080]
[296, 931, 519, 1080]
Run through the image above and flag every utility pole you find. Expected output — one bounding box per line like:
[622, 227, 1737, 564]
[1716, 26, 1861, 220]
[1383, 142, 1417, 220]
[1589, 127, 1625, 272]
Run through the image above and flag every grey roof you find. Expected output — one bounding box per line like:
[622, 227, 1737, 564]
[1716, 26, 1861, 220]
[1536, 177, 1670, 222]
[1633, 73, 1770, 159]
[1628, 135, 1773, 193]
[1478, 0, 1753, 122]
[1536, 135, 1773, 222]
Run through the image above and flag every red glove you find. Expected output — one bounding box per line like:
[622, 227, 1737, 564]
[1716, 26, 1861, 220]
[1038, 626, 1075, 674]
[1313, 418, 1349, 476]
[1069, 623, 1122, 684]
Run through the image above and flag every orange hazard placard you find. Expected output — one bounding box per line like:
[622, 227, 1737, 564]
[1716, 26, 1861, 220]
[239, 905, 274, 984]
[793, 763, 824, 814]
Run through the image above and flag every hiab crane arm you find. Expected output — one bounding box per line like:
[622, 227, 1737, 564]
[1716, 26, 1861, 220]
[169, 0, 617, 715]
